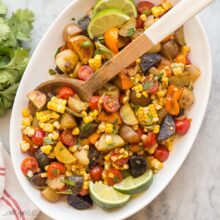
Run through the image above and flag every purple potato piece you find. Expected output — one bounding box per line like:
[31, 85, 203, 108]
[140, 53, 162, 73]
[67, 194, 93, 210]
[129, 156, 147, 178]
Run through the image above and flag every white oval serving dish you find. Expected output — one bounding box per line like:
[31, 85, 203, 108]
[10, 0, 212, 219]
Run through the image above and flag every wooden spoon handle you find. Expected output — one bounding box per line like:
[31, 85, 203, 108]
[83, 34, 154, 94]
[145, 0, 214, 45]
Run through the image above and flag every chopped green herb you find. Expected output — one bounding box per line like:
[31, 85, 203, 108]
[49, 69, 56, 75]
[57, 189, 73, 195]
[143, 10, 152, 16]
[127, 28, 135, 37]
[51, 169, 60, 176]
[44, 137, 54, 145]
[62, 179, 76, 187]
[81, 41, 91, 48]
[113, 176, 120, 183]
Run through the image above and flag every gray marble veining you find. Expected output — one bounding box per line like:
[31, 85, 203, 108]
[1, 1, 220, 220]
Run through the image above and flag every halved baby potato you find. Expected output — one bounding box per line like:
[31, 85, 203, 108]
[55, 49, 78, 74]
[67, 35, 94, 64]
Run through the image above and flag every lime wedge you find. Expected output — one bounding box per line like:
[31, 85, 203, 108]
[88, 8, 130, 39]
[113, 170, 153, 195]
[89, 181, 130, 209]
[93, 0, 137, 17]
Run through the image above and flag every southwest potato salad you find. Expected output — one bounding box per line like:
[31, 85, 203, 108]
[20, 0, 201, 210]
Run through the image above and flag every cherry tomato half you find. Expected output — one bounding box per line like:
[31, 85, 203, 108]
[153, 145, 169, 162]
[60, 130, 76, 147]
[32, 128, 45, 146]
[142, 132, 157, 148]
[47, 162, 66, 179]
[111, 151, 129, 166]
[106, 168, 123, 186]
[137, 1, 154, 14]
[175, 118, 191, 135]
[103, 96, 120, 113]
[89, 96, 100, 110]
[90, 165, 103, 182]
[58, 87, 75, 99]
[21, 157, 39, 176]
[78, 65, 94, 81]
[143, 77, 159, 94]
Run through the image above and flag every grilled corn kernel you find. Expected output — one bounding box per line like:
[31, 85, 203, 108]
[41, 145, 52, 155]
[105, 123, 113, 134]
[140, 14, 147, 21]
[39, 122, 54, 133]
[83, 116, 90, 124]
[72, 127, 80, 135]
[82, 111, 87, 117]
[105, 135, 113, 145]
[47, 97, 67, 114]
[162, 77, 169, 88]
[181, 46, 190, 55]
[69, 145, 78, 153]
[161, 1, 172, 11]
[53, 121, 61, 129]
[152, 6, 166, 17]
[136, 92, 142, 98]
[82, 181, 89, 190]
[20, 141, 30, 152]
[98, 122, 106, 133]
[45, 165, 49, 171]
[122, 96, 129, 104]
[52, 131, 59, 140]
[22, 116, 33, 126]
[22, 108, 30, 117]
[147, 156, 163, 173]
[89, 54, 102, 71]
[142, 91, 148, 98]
[171, 63, 185, 76]
[132, 124, 139, 131]
[145, 144, 158, 155]
[89, 109, 98, 117]
[65, 171, 73, 177]
[153, 125, 160, 134]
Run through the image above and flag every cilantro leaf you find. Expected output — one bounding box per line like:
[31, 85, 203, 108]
[8, 9, 35, 42]
[0, 83, 19, 110]
[0, 48, 29, 75]
[0, 69, 20, 90]
[0, 0, 7, 17]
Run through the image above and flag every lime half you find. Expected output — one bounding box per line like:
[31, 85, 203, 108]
[113, 170, 153, 195]
[93, 0, 137, 17]
[88, 8, 130, 39]
[89, 181, 131, 209]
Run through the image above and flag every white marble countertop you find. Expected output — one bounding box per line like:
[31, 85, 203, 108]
[1, 0, 220, 220]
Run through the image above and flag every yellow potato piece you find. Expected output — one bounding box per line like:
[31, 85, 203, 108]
[54, 142, 76, 164]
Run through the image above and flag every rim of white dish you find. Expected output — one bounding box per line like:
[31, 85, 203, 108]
[9, 0, 212, 219]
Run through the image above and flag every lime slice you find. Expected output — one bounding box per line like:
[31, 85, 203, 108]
[93, 0, 137, 17]
[89, 181, 131, 209]
[88, 8, 130, 39]
[113, 170, 153, 195]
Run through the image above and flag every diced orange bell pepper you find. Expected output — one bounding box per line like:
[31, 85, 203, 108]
[79, 138, 90, 146]
[165, 85, 182, 115]
[89, 133, 101, 145]
[98, 112, 122, 124]
[118, 72, 133, 90]
[104, 27, 119, 53]
[175, 54, 187, 65]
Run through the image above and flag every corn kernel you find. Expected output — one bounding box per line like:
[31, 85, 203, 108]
[22, 108, 30, 117]
[136, 92, 142, 98]
[69, 145, 78, 153]
[82, 181, 89, 190]
[98, 122, 106, 133]
[41, 145, 52, 155]
[171, 63, 184, 76]
[142, 91, 148, 98]
[152, 6, 166, 17]
[161, 1, 172, 11]
[22, 116, 33, 126]
[83, 116, 90, 124]
[140, 14, 147, 21]
[45, 165, 49, 171]
[72, 127, 80, 135]
[53, 121, 61, 129]
[52, 131, 59, 140]
[20, 141, 30, 152]
[105, 123, 113, 134]
[65, 171, 73, 177]
[122, 96, 129, 104]
[82, 111, 87, 117]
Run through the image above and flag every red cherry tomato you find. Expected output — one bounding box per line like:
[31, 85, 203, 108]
[89, 96, 100, 110]
[153, 145, 169, 162]
[143, 77, 159, 94]
[32, 128, 45, 146]
[47, 162, 66, 179]
[175, 118, 191, 135]
[78, 65, 94, 81]
[58, 87, 75, 99]
[137, 1, 154, 14]
[143, 132, 157, 148]
[90, 165, 103, 182]
[111, 151, 129, 166]
[103, 96, 120, 113]
[21, 157, 39, 176]
[106, 168, 123, 186]
[136, 15, 144, 29]
[60, 130, 76, 147]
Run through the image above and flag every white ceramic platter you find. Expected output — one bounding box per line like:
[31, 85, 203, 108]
[10, 0, 212, 219]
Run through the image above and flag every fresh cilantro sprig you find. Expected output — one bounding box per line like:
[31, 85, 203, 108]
[0, 0, 34, 116]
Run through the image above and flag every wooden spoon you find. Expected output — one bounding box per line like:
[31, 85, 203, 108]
[35, 0, 213, 102]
